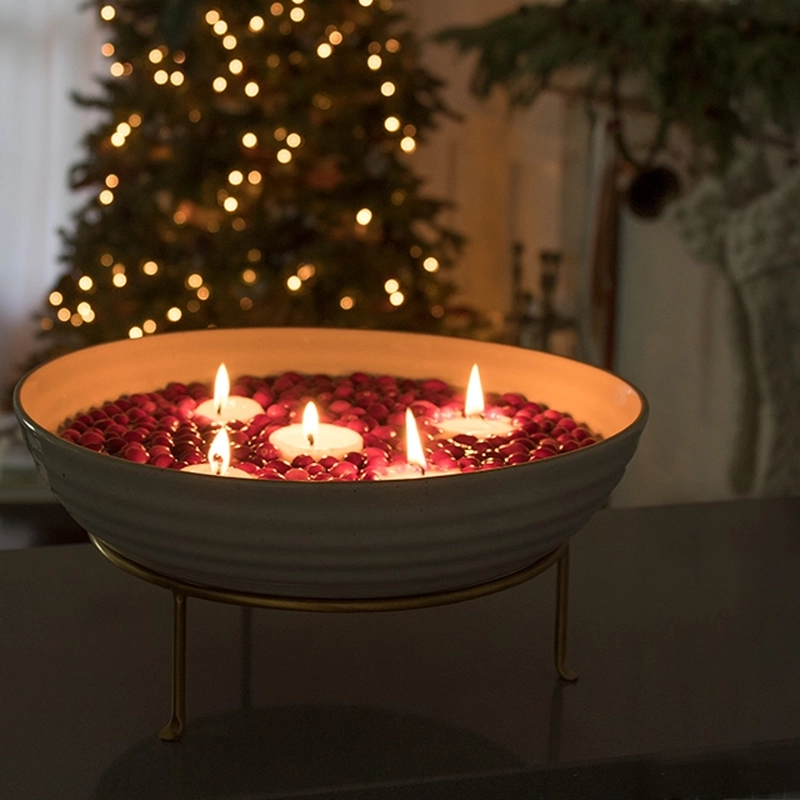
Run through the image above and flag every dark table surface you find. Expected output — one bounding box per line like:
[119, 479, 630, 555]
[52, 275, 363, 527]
[1, 497, 799, 800]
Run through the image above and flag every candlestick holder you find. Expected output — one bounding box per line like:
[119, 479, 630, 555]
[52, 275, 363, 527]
[90, 534, 576, 742]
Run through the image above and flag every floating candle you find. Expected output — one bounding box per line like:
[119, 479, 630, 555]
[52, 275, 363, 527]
[181, 428, 254, 478]
[437, 364, 514, 439]
[194, 363, 263, 423]
[269, 401, 364, 462]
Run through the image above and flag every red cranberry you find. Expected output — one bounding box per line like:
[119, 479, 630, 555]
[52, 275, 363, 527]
[292, 454, 315, 470]
[330, 461, 359, 479]
[580, 437, 597, 447]
[104, 436, 127, 454]
[559, 441, 580, 452]
[531, 448, 557, 460]
[257, 468, 286, 481]
[235, 462, 259, 474]
[122, 443, 149, 463]
[505, 452, 530, 465]
[60, 429, 81, 443]
[265, 459, 291, 474]
[306, 463, 327, 476]
[149, 453, 175, 468]
[344, 452, 366, 468]
[69, 420, 88, 434]
[284, 467, 310, 481]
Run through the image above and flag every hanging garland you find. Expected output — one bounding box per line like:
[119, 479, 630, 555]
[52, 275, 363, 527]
[437, 0, 800, 215]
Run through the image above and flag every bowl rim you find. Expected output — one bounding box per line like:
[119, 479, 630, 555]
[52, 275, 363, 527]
[13, 327, 649, 489]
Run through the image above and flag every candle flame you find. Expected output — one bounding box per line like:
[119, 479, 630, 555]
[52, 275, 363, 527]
[208, 427, 231, 476]
[405, 408, 427, 475]
[464, 363, 485, 418]
[302, 401, 319, 448]
[213, 363, 230, 416]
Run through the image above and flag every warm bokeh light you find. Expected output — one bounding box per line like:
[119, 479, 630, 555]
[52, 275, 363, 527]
[167, 306, 182, 322]
[228, 170, 243, 185]
[271, 2, 283, 15]
[340, 295, 354, 310]
[423, 256, 440, 273]
[101, 43, 115, 57]
[105, 174, 119, 188]
[248, 249, 261, 262]
[116, 122, 131, 136]
[240, 297, 253, 310]
[128, 326, 143, 339]
[286, 132, 302, 147]
[242, 132, 257, 147]
[142, 261, 159, 275]
[142, 319, 157, 334]
[222, 34, 237, 50]
[57, 308, 71, 322]
[154, 69, 168, 85]
[400, 136, 416, 153]
[99, 189, 114, 205]
[249, 15, 265, 32]
[317, 43, 332, 59]
[205, 9, 220, 24]
[197, 286, 210, 300]
[389, 291, 404, 307]
[277, 148, 292, 163]
[329, 31, 343, 45]
[380, 81, 395, 96]
[223, 197, 238, 212]
[359, 0, 373, 6]
[384, 278, 399, 293]
[228, 58, 243, 74]
[100, 5, 115, 21]
[384, 116, 400, 132]
[297, 263, 315, 280]
[247, 170, 262, 184]
[187, 274, 203, 288]
[213, 76, 228, 92]
[286, 275, 302, 291]
[170, 71, 184, 86]
[213, 20, 228, 35]
[242, 268, 257, 284]
[289, 7, 305, 22]
[274, 127, 287, 140]
[355, 208, 372, 225]
[49, 291, 63, 306]
[367, 54, 382, 70]
[245, 82, 260, 97]
[149, 49, 163, 64]
[386, 39, 400, 53]
[112, 273, 127, 288]
[101, 253, 114, 267]
[110, 62, 125, 77]
[78, 276, 94, 291]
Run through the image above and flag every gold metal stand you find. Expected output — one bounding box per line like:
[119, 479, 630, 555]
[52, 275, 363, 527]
[89, 535, 578, 741]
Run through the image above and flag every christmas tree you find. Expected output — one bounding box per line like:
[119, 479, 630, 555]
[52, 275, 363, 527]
[38, 0, 468, 360]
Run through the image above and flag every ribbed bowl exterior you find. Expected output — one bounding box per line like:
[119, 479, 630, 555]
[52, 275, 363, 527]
[15, 328, 647, 598]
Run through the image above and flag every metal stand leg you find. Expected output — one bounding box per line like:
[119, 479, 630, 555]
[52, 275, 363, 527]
[555, 544, 578, 682]
[159, 591, 187, 742]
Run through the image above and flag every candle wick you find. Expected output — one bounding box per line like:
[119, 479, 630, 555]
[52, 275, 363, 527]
[415, 463, 426, 477]
[215, 401, 224, 416]
[307, 433, 315, 447]
[211, 453, 224, 475]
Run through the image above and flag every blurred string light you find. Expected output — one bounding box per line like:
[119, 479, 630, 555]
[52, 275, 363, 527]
[389, 291, 404, 306]
[277, 148, 292, 163]
[367, 54, 382, 70]
[423, 256, 440, 273]
[340, 296, 354, 310]
[249, 16, 264, 32]
[356, 208, 372, 225]
[100, 5, 115, 21]
[380, 81, 395, 96]
[400, 136, 416, 153]
[384, 278, 399, 293]
[286, 275, 301, 291]
[142, 260, 159, 275]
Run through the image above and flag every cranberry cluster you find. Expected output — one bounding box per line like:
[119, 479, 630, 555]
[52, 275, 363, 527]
[58, 371, 600, 481]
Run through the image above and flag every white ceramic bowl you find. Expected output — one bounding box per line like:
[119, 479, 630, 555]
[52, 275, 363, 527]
[14, 328, 647, 598]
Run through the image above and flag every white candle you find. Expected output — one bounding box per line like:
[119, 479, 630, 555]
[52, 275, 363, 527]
[181, 428, 254, 479]
[269, 401, 363, 462]
[194, 363, 263, 423]
[437, 364, 514, 439]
